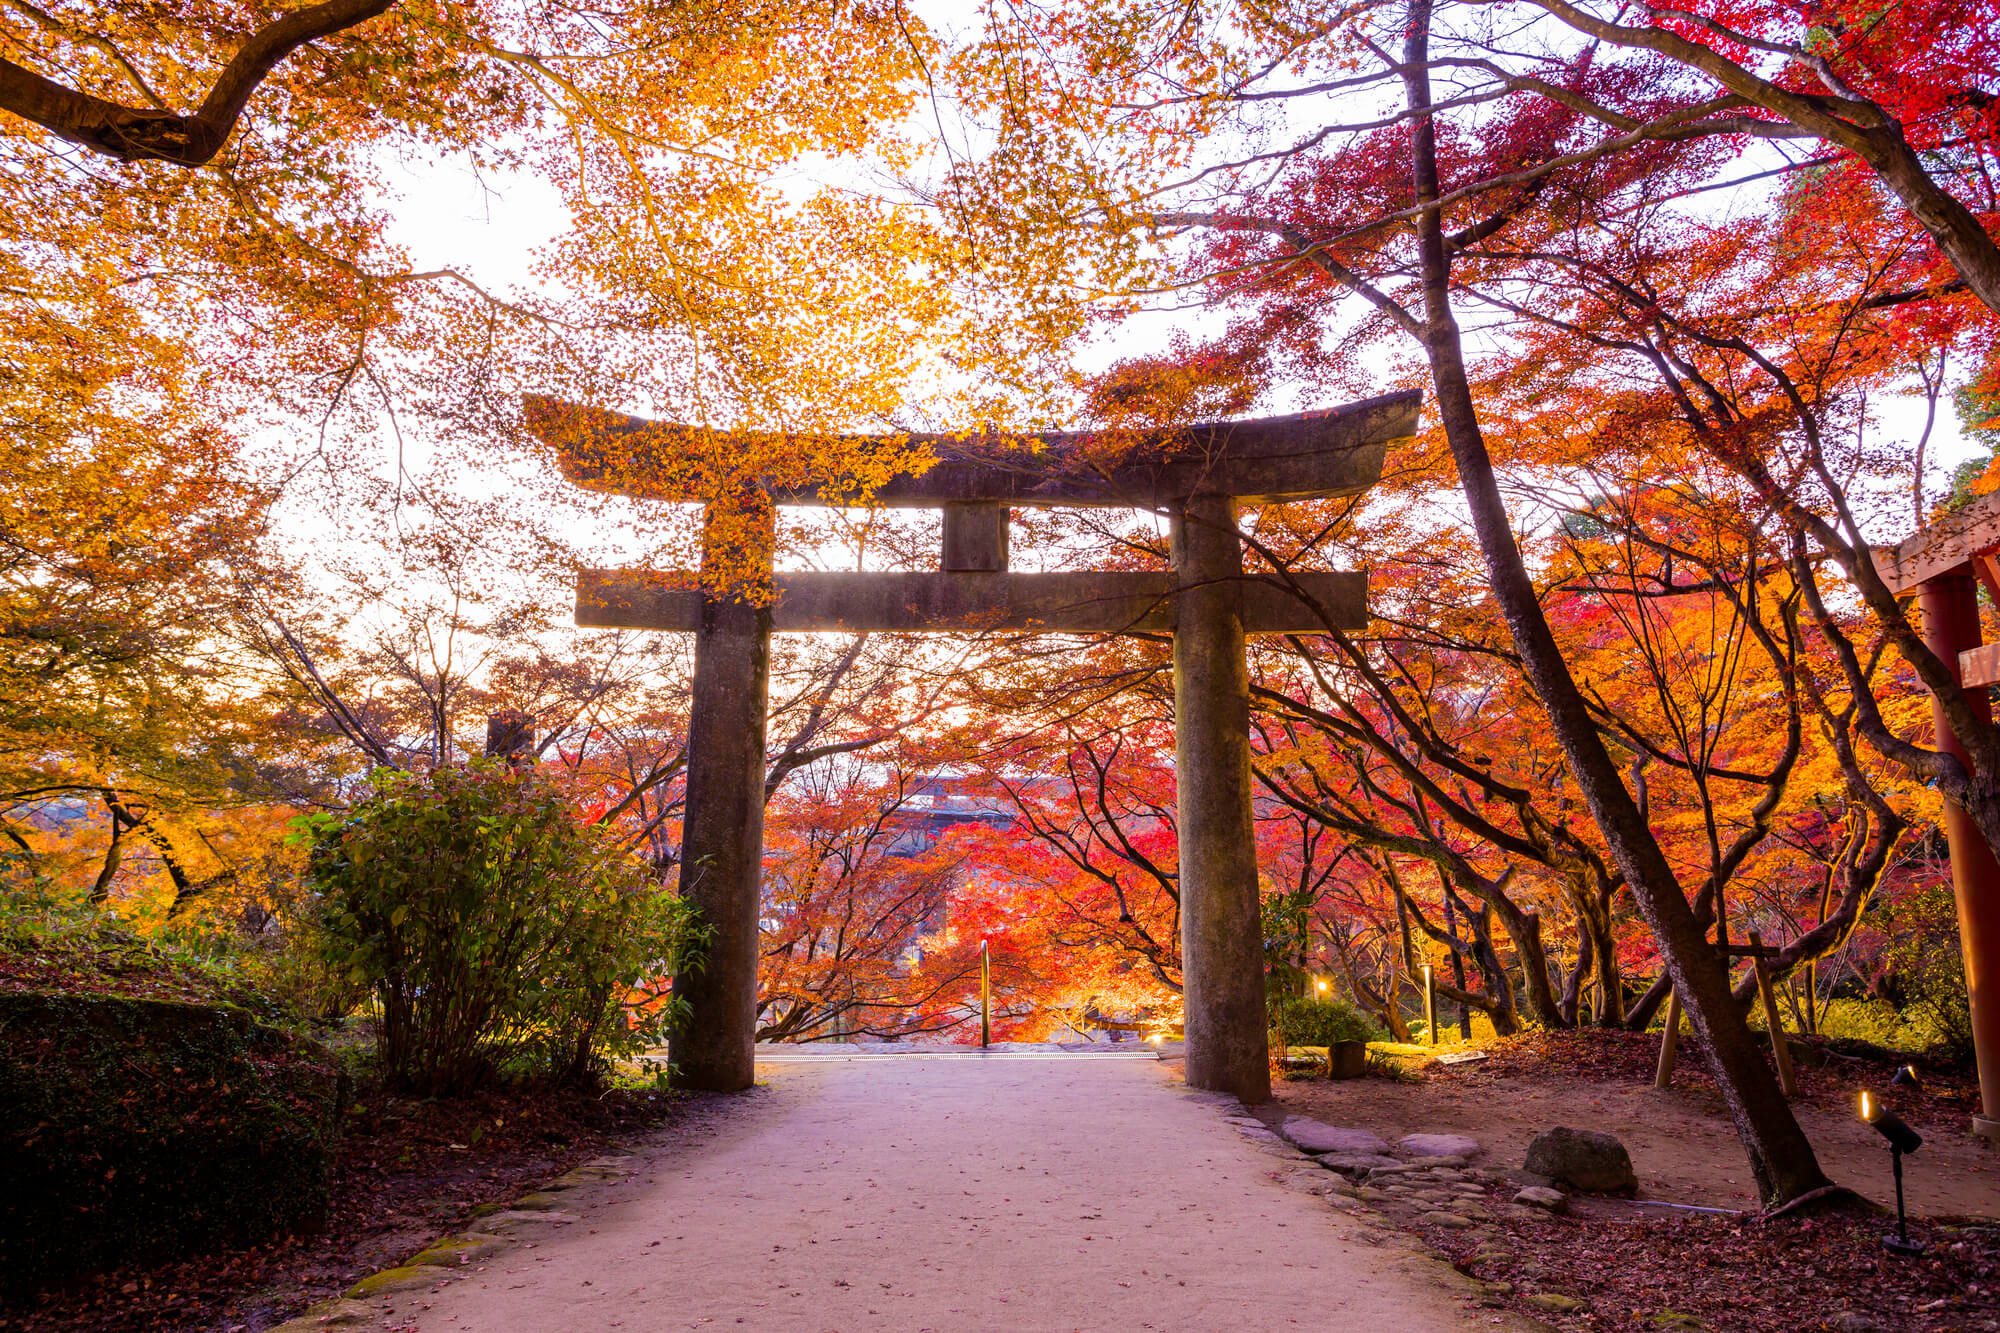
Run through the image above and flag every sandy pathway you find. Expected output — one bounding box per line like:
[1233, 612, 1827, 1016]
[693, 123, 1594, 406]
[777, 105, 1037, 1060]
[383, 1052, 1513, 1332]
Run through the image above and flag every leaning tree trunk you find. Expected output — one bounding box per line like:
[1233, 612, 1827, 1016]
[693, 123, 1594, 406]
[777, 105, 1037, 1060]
[1399, 0, 1829, 1206]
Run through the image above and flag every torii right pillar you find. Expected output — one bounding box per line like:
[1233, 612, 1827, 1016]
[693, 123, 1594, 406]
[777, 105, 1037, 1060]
[1878, 496, 2000, 1141]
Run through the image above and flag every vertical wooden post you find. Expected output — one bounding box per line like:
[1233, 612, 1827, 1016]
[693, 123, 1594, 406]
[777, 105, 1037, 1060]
[1917, 572, 2000, 1139]
[1443, 891, 1473, 1038]
[669, 490, 775, 1093]
[1172, 493, 1271, 1104]
[1748, 932, 1798, 1097]
[980, 939, 991, 1048]
[1422, 963, 1437, 1046]
[1655, 988, 1682, 1089]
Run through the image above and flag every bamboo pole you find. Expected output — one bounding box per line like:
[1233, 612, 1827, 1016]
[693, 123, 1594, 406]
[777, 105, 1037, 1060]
[1749, 931, 1798, 1097]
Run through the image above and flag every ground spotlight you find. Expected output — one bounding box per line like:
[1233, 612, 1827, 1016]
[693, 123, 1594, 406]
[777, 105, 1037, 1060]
[1859, 1090, 1926, 1255]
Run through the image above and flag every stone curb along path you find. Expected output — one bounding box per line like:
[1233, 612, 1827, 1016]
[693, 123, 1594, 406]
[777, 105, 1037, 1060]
[266, 1155, 640, 1331]
[1205, 1097, 1574, 1331]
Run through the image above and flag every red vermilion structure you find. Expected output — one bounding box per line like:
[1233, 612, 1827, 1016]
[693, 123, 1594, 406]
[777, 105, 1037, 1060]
[1875, 497, 2000, 1141]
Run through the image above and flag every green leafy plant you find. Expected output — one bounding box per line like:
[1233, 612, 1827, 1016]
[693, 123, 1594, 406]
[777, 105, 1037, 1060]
[1269, 993, 1384, 1048]
[1870, 885, 1973, 1059]
[304, 762, 703, 1092]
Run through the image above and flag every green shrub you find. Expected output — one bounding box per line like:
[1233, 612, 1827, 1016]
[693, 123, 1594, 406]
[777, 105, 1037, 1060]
[1270, 993, 1384, 1047]
[0, 991, 338, 1287]
[1871, 885, 1972, 1059]
[305, 762, 703, 1092]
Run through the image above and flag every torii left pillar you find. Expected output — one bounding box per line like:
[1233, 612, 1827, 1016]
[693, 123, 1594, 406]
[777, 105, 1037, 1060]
[668, 491, 776, 1091]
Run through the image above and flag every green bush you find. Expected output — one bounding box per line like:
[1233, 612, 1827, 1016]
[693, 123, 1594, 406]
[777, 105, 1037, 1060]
[0, 991, 338, 1287]
[1871, 885, 1972, 1059]
[305, 762, 703, 1092]
[1270, 993, 1384, 1047]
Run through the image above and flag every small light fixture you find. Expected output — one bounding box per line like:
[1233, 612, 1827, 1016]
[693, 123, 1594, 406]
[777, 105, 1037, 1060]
[1889, 1063, 1923, 1092]
[1145, 1033, 1163, 1045]
[1316, 977, 1330, 995]
[1860, 1090, 1926, 1255]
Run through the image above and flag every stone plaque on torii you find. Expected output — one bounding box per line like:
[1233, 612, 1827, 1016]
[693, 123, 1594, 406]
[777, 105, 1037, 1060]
[527, 390, 1419, 1102]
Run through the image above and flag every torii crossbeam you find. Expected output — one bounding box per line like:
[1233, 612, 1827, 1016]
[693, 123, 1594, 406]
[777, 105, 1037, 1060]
[529, 390, 1420, 1101]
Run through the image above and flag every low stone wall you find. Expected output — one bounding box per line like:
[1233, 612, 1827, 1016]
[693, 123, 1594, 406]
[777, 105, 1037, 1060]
[0, 991, 340, 1287]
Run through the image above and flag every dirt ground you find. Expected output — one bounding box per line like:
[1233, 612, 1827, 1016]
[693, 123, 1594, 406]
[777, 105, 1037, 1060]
[1271, 1034, 1999, 1218]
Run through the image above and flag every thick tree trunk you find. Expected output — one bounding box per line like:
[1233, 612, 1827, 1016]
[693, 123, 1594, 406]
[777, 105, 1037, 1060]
[1400, 0, 1829, 1206]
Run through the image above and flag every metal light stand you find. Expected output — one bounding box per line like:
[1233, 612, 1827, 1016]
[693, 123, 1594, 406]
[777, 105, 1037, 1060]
[1885, 1146, 1926, 1256]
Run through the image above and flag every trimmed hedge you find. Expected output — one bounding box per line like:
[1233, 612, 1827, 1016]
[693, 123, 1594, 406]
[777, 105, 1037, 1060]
[0, 991, 339, 1288]
[1269, 993, 1385, 1047]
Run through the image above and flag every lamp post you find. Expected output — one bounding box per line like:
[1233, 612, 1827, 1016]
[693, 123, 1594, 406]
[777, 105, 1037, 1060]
[1422, 964, 1436, 1047]
[1861, 1090, 1926, 1255]
[979, 939, 991, 1049]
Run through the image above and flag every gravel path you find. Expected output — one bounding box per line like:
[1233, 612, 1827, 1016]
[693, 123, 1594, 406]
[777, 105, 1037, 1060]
[382, 1052, 1514, 1332]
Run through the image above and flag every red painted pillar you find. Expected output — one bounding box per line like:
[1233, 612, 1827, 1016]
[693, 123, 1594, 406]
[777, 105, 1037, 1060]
[1916, 570, 2000, 1139]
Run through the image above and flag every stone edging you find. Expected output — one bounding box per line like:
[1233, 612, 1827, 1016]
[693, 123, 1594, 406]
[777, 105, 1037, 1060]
[1189, 1089, 1572, 1332]
[265, 1154, 639, 1330]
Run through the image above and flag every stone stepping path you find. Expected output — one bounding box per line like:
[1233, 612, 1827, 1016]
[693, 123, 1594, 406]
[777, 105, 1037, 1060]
[1217, 1112, 1592, 1321]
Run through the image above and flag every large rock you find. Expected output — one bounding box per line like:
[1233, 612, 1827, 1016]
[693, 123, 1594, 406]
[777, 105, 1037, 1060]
[1523, 1126, 1637, 1194]
[0, 991, 338, 1287]
[1280, 1117, 1391, 1155]
[1400, 1132, 1480, 1158]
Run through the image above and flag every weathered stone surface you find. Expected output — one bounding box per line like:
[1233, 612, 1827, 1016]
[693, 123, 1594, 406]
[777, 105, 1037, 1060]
[280, 1299, 374, 1327]
[1400, 1132, 1481, 1158]
[1185, 1091, 1247, 1112]
[510, 1190, 571, 1211]
[475, 1209, 579, 1231]
[1513, 1186, 1567, 1213]
[1524, 1127, 1638, 1194]
[1524, 1293, 1588, 1314]
[1279, 1170, 1341, 1196]
[1829, 1313, 1891, 1333]
[1282, 1118, 1392, 1155]
[345, 1264, 444, 1298]
[408, 1233, 510, 1267]
[1418, 1211, 1477, 1230]
[1315, 1152, 1402, 1176]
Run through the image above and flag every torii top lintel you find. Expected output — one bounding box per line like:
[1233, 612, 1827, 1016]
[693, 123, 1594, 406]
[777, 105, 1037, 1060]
[522, 389, 1418, 509]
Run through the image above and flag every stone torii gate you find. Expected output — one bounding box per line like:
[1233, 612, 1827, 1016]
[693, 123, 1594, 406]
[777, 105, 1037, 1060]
[526, 390, 1419, 1103]
[1874, 495, 2000, 1141]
